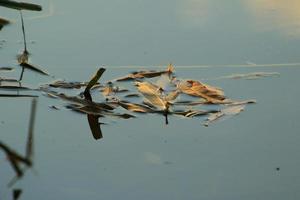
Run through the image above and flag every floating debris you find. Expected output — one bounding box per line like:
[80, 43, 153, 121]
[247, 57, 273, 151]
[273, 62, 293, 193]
[115, 64, 174, 82]
[49, 105, 60, 110]
[204, 105, 245, 126]
[0, 67, 14, 71]
[48, 80, 88, 89]
[19, 62, 49, 76]
[135, 81, 180, 124]
[214, 72, 280, 80]
[0, 17, 10, 30]
[117, 100, 154, 113]
[0, 94, 38, 97]
[0, 85, 31, 90]
[174, 109, 219, 118]
[178, 80, 226, 103]
[124, 93, 140, 98]
[0, 0, 42, 11]
[101, 82, 129, 97]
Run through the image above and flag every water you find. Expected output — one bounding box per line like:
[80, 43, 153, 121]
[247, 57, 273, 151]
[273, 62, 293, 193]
[1, 1, 300, 200]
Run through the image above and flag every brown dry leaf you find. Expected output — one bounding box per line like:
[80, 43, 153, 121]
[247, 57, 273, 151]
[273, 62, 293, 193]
[115, 64, 174, 82]
[135, 81, 166, 109]
[178, 80, 225, 103]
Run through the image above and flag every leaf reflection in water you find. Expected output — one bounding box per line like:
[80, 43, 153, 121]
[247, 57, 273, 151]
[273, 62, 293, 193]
[0, 97, 37, 188]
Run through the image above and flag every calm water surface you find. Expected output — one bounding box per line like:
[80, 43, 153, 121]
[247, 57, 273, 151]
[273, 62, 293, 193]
[1, 1, 300, 200]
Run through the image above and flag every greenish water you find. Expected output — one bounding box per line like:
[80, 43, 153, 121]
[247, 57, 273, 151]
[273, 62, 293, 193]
[1, 1, 300, 200]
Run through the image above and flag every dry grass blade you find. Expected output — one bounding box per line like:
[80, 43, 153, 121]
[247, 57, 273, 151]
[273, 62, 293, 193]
[49, 80, 87, 89]
[0, 0, 42, 11]
[19, 62, 49, 75]
[0, 85, 31, 90]
[0, 94, 38, 97]
[174, 109, 219, 118]
[0, 66, 14, 71]
[118, 100, 154, 113]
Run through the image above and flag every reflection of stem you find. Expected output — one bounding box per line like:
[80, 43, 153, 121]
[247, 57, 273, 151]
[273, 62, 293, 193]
[164, 110, 169, 125]
[19, 11, 27, 53]
[19, 66, 25, 81]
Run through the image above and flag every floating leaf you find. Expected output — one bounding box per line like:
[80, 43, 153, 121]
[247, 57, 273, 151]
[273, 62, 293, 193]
[178, 80, 225, 103]
[0, 0, 42, 11]
[115, 64, 174, 82]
